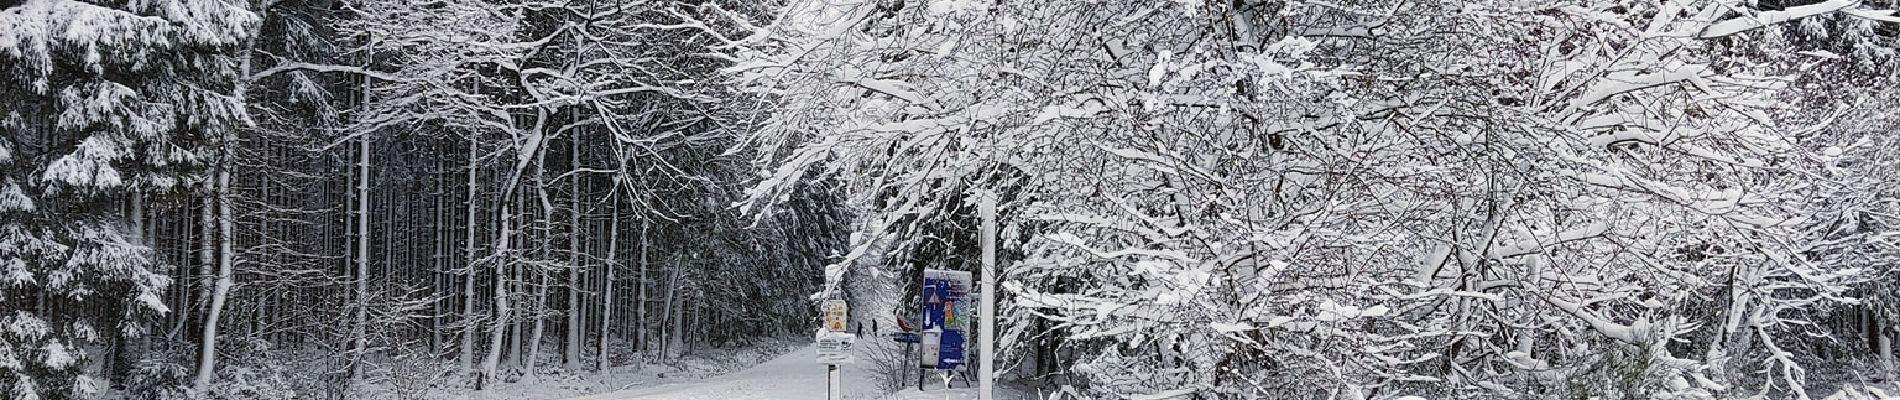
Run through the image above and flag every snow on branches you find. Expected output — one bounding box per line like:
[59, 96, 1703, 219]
[0, 0, 252, 398]
[740, 0, 1900, 398]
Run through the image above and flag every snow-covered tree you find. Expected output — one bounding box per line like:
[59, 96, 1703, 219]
[0, 0, 255, 398]
[738, 0, 1900, 398]
[326, 0, 804, 390]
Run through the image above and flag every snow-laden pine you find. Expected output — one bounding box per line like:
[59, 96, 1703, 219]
[0, 0, 254, 399]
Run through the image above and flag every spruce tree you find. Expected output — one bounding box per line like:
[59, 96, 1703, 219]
[0, 1, 255, 398]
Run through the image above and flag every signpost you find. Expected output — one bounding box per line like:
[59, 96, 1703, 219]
[816, 300, 852, 400]
[814, 192, 997, 397]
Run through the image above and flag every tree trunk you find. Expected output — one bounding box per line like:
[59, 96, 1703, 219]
[129, 191, 143, 240]
[522, 186, 547, 374]
[658, 265, 674, 360]
[480, 102, 550, 390]
[477, 197, 512, 390]
[1881, 323, 1895, 379]
[430, 176, 444, 356]
[508, 307, 522, 368]
[635, 220, 649, 360]
[348, 125, 372, 387]
[1868, 308, 1881, 355]
[178, 184, 215, 342]
[459, 135, 480, 376]
[425, 157, 446, 355]
[660, 259, 682, 360]
[189, 146, 237, 392]
[596, 202, 619, 372]
[668, 288, 685, 359]
[525, 245, 548, 375]
[1704, 262, 1758, 382]
[565, 135, 584, 372]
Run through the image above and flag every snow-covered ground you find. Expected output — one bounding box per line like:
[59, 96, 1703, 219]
[559, 344, 880, 400]
[444, 338, 807, 400]
[556, 342, 1040, 400]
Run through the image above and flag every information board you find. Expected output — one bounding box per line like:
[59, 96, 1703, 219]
[920, 269, 972, 370]
[816, 331, 855, 364]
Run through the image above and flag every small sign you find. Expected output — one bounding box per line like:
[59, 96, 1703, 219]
[816, 331, 855, 364]
[937, 330, 965, 369]
[823, 300, 848, 333]
[919, 331, 941, 368]
[891, 332, 919, 343]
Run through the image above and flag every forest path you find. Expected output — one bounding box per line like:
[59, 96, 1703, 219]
[560, 343, 882, 400]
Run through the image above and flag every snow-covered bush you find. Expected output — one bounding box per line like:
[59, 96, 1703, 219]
[858, 336, 916, 392]
[123, 357, 191, 400]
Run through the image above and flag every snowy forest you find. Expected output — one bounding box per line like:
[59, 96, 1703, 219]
[4, 0, 1900, 399]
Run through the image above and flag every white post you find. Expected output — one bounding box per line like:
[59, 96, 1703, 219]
[977, 190, 998, 400]
[828, 364, 841, 400]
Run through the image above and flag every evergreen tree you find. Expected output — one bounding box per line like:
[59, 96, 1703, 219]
[0, 0, 255, 398]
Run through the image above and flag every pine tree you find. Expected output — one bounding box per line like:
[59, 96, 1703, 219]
[0, 1, 256, 398]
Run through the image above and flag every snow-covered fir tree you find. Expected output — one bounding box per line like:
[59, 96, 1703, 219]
[0, 0, 254, 399]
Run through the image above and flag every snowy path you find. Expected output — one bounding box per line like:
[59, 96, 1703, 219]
[561, 344, 881, 400]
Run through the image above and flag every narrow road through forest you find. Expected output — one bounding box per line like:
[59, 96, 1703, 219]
[560, 344, 881, 400]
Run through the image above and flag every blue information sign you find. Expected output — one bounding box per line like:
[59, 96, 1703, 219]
[921, 269, 972, 370]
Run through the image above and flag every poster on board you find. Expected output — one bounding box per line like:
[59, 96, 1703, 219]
[822, 300, 848, 332]
[920, 269, 972, 370]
